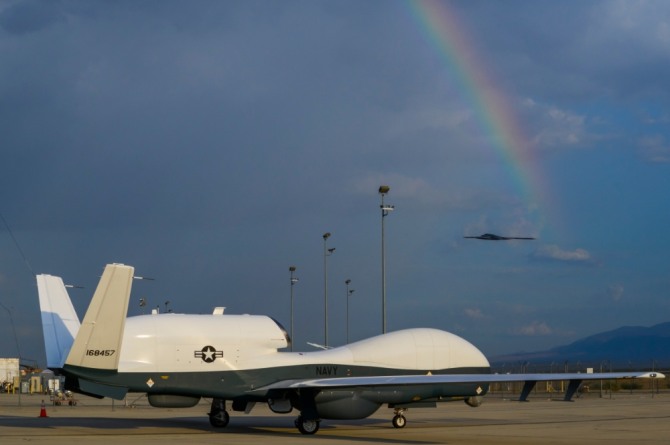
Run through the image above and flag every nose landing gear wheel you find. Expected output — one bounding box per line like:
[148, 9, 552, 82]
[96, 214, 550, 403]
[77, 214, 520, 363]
[295, 415, 320, 434]
[392, 414, 406, 428]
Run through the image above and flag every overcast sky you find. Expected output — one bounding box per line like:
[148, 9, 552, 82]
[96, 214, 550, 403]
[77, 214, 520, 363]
[1, 0, 669, 367]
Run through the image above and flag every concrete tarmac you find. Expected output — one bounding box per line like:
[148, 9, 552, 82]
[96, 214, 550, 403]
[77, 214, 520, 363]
[1, 392, 669, 444]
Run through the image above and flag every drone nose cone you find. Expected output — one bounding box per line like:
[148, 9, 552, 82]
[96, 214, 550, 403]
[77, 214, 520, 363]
[346, 328, 489, 371]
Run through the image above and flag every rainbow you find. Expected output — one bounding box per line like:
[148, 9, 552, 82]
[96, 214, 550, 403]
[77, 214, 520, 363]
[406, 0, 548, 217]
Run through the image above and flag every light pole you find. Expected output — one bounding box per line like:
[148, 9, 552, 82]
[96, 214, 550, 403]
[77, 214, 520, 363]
[0, 302, 21, 360]
[289, 266, 298, 351]
[323, 232, 335, 347]
[345, 279, 355, 344]
[379, 185, 394, 334]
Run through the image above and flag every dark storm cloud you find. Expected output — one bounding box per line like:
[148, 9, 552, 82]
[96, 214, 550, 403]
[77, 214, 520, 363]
[1, 1, 433, 233]
[0, 0, 66, 35]
[456, 0, 670, 103]
[1, 0, 670, 363]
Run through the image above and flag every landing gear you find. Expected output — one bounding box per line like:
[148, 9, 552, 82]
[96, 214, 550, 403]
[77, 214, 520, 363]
[392, 408, 407, 428]
[295, 415, 320, 435]
[295, 389, 320, 434]
[392, 414, 407, 428]
[209, 398, 230, 428]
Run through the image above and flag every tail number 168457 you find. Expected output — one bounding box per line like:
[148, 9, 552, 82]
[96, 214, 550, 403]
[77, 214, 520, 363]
[86, 349, 116, 357]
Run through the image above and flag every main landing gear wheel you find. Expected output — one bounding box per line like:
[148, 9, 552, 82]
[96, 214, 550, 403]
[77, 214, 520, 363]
[392, 414, 407, 428]
[209, 409, 230, 428]
[209, 398, 229, 428]
[295, 415, 320, 435]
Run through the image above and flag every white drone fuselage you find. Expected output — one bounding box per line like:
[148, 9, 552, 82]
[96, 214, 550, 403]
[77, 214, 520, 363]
[38, 264, 663, 433]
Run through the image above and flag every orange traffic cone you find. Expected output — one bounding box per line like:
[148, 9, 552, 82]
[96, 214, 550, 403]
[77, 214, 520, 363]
[39, 400, 48, 418]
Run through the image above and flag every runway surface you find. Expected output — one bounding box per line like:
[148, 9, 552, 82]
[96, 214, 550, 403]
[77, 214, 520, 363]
[1, 392, 669, 444]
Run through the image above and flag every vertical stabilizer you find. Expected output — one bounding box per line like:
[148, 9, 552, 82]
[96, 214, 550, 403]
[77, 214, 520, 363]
[37, 274, 81, 369]
[65, 263, 134, 371]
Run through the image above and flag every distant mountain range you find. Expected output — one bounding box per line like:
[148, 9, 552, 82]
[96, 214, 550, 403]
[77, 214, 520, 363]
[491, 322, 670, 369]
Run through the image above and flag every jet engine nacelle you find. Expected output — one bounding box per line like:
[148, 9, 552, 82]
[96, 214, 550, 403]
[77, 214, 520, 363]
[315, 390, 382, 419]
[148, 394, 201, 408]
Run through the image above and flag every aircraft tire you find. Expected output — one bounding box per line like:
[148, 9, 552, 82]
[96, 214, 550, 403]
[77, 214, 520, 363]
[296, 416, 320, 435]
[209, 410, 230, 428]
[392, 414, 406, 428]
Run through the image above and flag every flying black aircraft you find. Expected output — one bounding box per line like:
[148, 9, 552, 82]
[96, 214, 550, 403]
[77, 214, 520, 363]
[464, 233, 535, 241]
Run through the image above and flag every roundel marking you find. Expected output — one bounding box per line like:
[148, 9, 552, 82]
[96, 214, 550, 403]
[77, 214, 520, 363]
[194, 345, 223, 363]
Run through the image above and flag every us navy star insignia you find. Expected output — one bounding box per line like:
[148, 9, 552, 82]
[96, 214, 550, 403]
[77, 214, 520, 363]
[194, 345, 223, 363]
